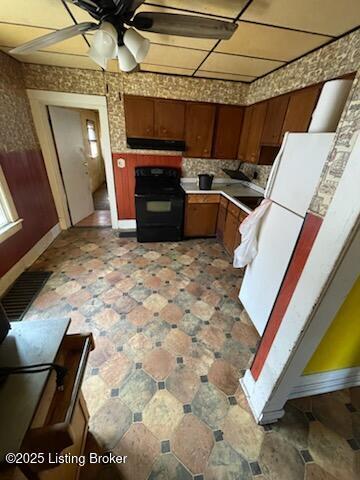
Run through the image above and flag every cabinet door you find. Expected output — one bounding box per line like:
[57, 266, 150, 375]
[213, 105, 244, 159]
[185, 103, 216, 158]
[124, 95, 154, 138]
[261, 95, 290, 145]
[216, 200, 228, 242]
[154, 99, 185, 140]
[238, 106, 252, 161]
[223, 211, 239, 256]
[281, 85, 322, 139]
[234, 210, 248, 249]
[185, 202, 219, 237]
[245, 102, 268, 164]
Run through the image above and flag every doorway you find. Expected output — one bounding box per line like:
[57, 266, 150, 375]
[48, 106, 111, 227]
[27, 90, 117, 230]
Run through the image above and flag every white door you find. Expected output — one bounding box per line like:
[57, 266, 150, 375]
[239, 203, 304, 336]
[49, 106, 94, 225]
[265, 133, 334, 217]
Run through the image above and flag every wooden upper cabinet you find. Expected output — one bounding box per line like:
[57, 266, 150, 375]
[185, 103, 216, 158]
[281, 85, 322, 138]
[238, 106, 252, 161]
[213, 105, 244, 159]
[245, 101, 268, 164]
[261, 95, 290, 145]
[124, 95, 154, 138]
[154, 99, 185, 140]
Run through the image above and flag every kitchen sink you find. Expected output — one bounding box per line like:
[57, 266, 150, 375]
[234, 196, 264, 210]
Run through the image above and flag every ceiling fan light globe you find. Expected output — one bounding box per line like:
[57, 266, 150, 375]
[89, 22, 118, 68]
[123, 28, 150, 63]
[88, 45, 108, 69]
[118, 45, 138, 72]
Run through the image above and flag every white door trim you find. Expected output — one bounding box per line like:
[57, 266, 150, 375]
[27, 90, 118, 229]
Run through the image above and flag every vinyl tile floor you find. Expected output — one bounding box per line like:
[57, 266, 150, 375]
[25, 228, 360, 480]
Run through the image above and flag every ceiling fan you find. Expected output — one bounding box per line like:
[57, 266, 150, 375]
[10, 0, 237, 72]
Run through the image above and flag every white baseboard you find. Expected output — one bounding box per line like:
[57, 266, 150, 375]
[118, 219, 136, 230]
[290, 367, 360, 399]
[0, 223, 61, 296]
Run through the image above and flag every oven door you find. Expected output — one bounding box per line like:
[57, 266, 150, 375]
[135, 194, 184, 226]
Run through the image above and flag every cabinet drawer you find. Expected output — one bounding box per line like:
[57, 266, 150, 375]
[227, 202, 241, 218]
[187, 194, 220, 204]
[220, 196, 229, 207]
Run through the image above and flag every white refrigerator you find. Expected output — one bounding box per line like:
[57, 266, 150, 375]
[239, 133, 335, 336]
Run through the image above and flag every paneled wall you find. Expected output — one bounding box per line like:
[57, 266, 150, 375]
[0, 53, 58, 278]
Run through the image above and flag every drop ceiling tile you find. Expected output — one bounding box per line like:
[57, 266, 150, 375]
[135, 5, 217, 50]
[242, 0, 360, 36]
[106, 59, 120, 73]
[140, 64, 194, 76]
[66, 2, 95, 23]
[195, 70, 255, 82]
[0, 23, 89, 55]
[0, 0, 74, 29]
[201, 52, 284, 77]
[145, 0, 248, 19]
[216, 21, 331, 61]
[4, 48, 101, 70]
[144, 44, 208, 69]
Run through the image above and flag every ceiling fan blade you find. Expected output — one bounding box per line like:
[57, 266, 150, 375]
[10, 22, 99, 55]
[132, 12, 237, 39]
[128, 0, 146, 12]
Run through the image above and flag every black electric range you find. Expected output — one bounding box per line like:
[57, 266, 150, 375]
[135, 166, 185, 242]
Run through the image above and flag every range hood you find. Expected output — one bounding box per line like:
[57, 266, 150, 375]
[127, 137, 185, 151]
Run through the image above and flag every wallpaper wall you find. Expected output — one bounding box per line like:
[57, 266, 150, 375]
[0, 52, 58, 277]
[20, 28, 360, 209]
[244, 28, 360, 215]
[310, 71, 360, 216]
[0, 53, 39, 153]
[246, 29, 360, 104]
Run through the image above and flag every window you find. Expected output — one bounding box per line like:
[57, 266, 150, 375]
[86, 119, 99, 158]
[0, 166, 22, 244]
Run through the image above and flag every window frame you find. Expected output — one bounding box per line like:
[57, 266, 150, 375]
[0, 165, 22, 244]
[86, 119, 99, 159]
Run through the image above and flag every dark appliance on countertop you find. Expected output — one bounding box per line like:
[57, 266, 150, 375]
[135, 166, 185, 242]
[222, 162, 251, 182]
[198, 174, 214, 190]
[234, 196, 264, 211]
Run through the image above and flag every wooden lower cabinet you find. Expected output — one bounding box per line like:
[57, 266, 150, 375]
[223, 204, 248, 258]
[184, 194, 248, 256]
[223, 210, 239, 256]
[216, 197, 228, 242]
[184, 194, 220, 238]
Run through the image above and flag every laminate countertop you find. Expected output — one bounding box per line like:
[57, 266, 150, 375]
[181, 180, 264, 214]
[0, 318, 70, 461]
